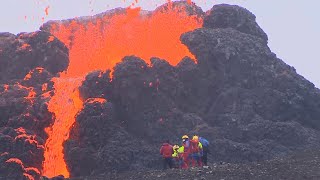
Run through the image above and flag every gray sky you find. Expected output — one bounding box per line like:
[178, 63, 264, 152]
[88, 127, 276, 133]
[0, 0, 319, 87]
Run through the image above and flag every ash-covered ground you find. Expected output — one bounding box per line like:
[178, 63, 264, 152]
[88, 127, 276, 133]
[70, 149, 320, 180]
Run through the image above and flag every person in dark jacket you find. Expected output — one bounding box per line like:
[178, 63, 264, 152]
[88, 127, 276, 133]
[199, 136, 210, 166]
[160, 140, 173, 170]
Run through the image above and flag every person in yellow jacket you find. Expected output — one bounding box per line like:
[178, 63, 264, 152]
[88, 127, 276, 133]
[172, 145, 179, 158]
[172, 145, 183, 168]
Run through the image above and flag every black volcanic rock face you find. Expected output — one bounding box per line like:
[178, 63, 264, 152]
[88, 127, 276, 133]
[79, 70, 112, 100]
[62, 4, 320, 177]
[179, 5, 320, 161]
[65, 98, 153, 177]
[0, 31, 68, 83]
[0, 31, 69, 179]
[203, 4, 268, 42]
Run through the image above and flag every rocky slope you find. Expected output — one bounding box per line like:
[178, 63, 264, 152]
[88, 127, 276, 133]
[58, 3, 320, 179]
[72, 149, 320, 180]
[0, 31, 69, 180]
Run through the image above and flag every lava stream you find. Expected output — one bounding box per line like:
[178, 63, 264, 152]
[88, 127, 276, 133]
[42, 76, 83, 178]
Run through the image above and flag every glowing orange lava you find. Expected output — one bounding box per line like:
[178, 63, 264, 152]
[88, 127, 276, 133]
[43, 3, 202, 178]
[43, 76, 83, 177]
[87, 98, 107, 104]
[4, 84, 9, 92]
[47, 36, 55, 43]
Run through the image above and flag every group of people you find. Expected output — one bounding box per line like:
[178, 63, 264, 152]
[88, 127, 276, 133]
[160, 135, 210, 169]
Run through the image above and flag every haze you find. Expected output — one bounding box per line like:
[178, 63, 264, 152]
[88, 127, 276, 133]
[0, 0, 319, 87]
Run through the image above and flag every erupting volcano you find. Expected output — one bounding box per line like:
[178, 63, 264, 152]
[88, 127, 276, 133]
[41, 1, 202, 178]
[2, 1, 320, 180]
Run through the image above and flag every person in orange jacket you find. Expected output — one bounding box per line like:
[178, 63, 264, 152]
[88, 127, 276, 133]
[190, 135, 203, 167]
[179, 135, 191, 169]
[160, 140, 173, 170]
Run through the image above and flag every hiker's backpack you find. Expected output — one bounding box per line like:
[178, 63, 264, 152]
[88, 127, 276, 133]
[199, 137, 209, 147]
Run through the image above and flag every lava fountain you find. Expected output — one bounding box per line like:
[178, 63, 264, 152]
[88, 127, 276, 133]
[42, 2, 202, 178]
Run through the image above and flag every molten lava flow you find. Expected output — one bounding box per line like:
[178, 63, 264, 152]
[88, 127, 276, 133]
[43, 4, 202, 178]
[43, 76, 83, 178]
[87, 98, 107, 104]
[49, 6, 202, 77]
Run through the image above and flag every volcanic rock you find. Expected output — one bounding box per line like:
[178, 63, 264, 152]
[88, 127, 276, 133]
[0, 158, 25, 180]
[65, 98, 152, 177]
[64, 3, 320, 178]
[70, 149, 320, 180]
[21, 67, 53, 88]
[203, 4, 268, 42]
[0, 31, 68, 83]
[0, 30, 69, 179]
[79, 70, 112, 100]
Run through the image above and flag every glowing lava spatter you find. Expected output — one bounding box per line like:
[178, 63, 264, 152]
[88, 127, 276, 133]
[43, 3, 202, 178]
